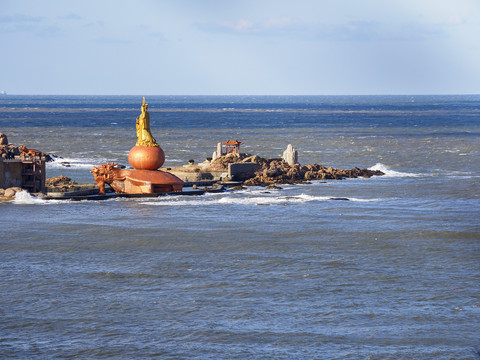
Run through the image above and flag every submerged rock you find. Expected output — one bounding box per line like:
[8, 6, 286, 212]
[266, 184, 283, 190]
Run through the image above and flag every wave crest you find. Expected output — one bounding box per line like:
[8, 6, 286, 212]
[368, 163, 419, 177]
[13, 191, 46, 204]
[141, 192, 378, 206]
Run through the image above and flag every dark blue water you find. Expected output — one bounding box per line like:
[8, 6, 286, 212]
[1, 95, 479, 129]
[0, 95, 479, 359]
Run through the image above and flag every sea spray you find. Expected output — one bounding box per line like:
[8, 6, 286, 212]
[13, 191, 44, 204]
[13, 191, 66, 205]
[138, 191, 379, 207]
[368, 163, 419, 177]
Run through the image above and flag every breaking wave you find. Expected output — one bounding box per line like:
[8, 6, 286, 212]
[46, 155, 119, 170]
[12, 191, 68, 205]
[140, 192, 379, 206]
[368, 163, 420, 177]
[13, 191, 47, 205]
[47, 156, 99, 170]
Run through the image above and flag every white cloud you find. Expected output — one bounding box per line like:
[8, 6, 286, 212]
[263, 17, 296, 29]
[200, 17, 447, 42]
[199, 17, 301, 35]
[229, 18, 255, 32]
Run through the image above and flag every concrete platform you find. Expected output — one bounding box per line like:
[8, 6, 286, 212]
[43, 185, 225, 201]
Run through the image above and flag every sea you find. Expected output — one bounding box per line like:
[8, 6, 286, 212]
[0, 95, 479, 359]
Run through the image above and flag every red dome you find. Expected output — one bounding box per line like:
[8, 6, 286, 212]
[128, 145, 165, 170]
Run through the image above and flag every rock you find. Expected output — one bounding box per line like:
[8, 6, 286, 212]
[4, 187, 23, 198]
[243, 177, 264, 186]
[0, 144, 19, 159]
[0, 133, 7, 146]
[46, 175, 77, 187]
[241, 155, 261, 163]
[266, 184, 282, 190]
[43, 153, 53, 162]
[304, 171, 315, 180]
[263, 167, 278, 178]
[207, 153, 250, 171]
[207, 151, 384, 186]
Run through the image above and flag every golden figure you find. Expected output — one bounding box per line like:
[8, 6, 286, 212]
[136, 97, 159, 147]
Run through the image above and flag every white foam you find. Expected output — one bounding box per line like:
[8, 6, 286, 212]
[217, 194, 320, 205]
[368, 163, 419, 177]
[13, 191, 47, 205]
[234, 188, 279, 196]
[348, 197, 381, 202]
[139, 197, 217, 206]
[140, 192, 379, 206]
[47, 156, 98, 169]
[12, 191, 70, 205]
[46, 156, 115, 170]
[293, 193, 379, 202]
[435, 170, 480, 179]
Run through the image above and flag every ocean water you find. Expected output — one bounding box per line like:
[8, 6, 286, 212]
[0, 95, 479, 359]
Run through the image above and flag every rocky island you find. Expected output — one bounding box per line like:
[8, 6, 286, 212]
[164, 142, 384, 187]
[209, 152, 383, 186]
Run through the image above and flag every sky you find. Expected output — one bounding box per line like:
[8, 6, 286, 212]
[1, 0, 479, 95]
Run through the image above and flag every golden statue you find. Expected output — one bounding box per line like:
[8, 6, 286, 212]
[136, 97, 159, 147]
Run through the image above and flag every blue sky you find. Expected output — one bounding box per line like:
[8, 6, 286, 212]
[1, 0, 479, 95]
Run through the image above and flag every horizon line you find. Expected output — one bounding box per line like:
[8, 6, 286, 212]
[1, 93, 480, 97]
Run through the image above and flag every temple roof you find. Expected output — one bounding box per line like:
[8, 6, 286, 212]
[222, 140, 243, 145]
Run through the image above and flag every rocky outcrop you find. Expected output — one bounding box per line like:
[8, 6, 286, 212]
[0, 144, 19, 159]
[46, 176, 78, 190]
[0, 134, 54, 161]
[0, 186, 24, 201]
[0, 133, 8, 146]
[207, 153, 248, 171]
[207, 153, 384, 186]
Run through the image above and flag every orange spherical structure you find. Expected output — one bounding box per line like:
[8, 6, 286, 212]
[128, 145, 165, 170]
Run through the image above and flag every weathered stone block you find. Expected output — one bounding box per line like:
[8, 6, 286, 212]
[228, 163, 260, 181]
